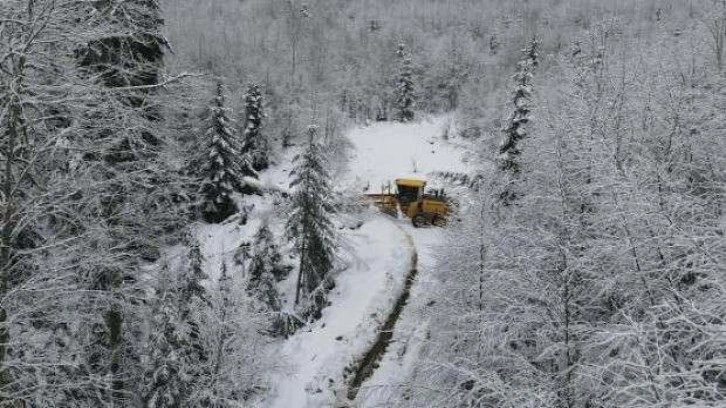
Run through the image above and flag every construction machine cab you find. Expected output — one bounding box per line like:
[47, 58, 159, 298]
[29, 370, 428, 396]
[395, 178, 425, 208]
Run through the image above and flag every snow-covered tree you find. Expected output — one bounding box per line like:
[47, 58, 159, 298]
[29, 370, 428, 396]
[0, 1, 181, 404]
[286, 125, 336, 319]
[142, 240, 211, 407]
[199, 82, 257, 223]
[76, 0, 167, 90]
[141, 263, 186, 408]
[203, 260, 272, 404]
[242, 83, 269, 171]
[247, 223, 285, 311]
[395, 43, 415, 122]
[72, 1, 175, 402]
[498, 36, 538, 205]
[250, 223, 287, 282]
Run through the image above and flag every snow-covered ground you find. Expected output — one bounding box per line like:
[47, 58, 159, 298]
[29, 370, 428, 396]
[341, 116, 472, 193]
[265, 217, 411, 407]
[258, 116, 474, 408]
[352, 223, 444, 407]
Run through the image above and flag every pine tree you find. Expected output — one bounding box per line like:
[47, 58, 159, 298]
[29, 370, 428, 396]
[241, 83, 269, 171]
[207, 262, 241, 405]
[395, 43, 415, 122]
[247, 223, 285, 312]
[142, 263, 185, 408]
[142, 241, 211, 407]
[199, 82, 256, 223]
[286, 125, 336, 319]
[498, 36, 538, 205]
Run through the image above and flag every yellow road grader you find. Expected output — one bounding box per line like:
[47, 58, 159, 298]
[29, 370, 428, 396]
[365, 177, 452, 227]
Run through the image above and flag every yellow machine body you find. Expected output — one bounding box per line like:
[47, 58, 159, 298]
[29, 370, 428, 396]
[365, 177, 451, 227]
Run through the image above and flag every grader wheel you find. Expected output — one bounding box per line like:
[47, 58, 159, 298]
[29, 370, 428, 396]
[412, 213, 428, 228]
[432, 215, 447, 227]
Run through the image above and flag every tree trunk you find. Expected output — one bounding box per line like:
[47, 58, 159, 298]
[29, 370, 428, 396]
[295, 240, 306, 305]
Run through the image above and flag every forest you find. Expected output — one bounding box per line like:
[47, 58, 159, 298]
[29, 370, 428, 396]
[1, 0, 725, 407]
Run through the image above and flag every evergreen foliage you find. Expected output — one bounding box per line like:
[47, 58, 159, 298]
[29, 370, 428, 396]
[286, 125, 336, 319]
[242, 83, 269, 171]
[142, 242, 211, 407]
[498, 36, 538, 204]
[247, 223, 285, 311]
[395, 43, 416, 122]
[199, 82, 255, 223]
[249, 223, 287, 282]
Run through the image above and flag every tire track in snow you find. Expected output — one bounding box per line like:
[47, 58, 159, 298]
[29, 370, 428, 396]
[344, 222, 418, 403]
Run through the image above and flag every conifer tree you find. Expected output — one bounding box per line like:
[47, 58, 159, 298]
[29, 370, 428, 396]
[247, 223, 285, 311]
[206, 262, 241, 405]
[250, 223, 287, 282]
[242, 83, 269, 171]
[286, 126, 336, 318]
[395, 43, 415, 122]
[142, 240, 211, 407]
[199, 82, 256, 223]
[498, 36, 538, 205]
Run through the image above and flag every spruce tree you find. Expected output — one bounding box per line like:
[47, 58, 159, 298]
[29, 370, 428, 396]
[242, 83, 269, 171]
[142, 240, 211, 407]
[208, 262, 240, 404]
[286, 125, 336, 318]
[250, 223, 287, 282]
[395, 43, 415, 122]
[498, 36, 538, 205]
[199, 82, 256, 223]
[247, 223, 285, 312]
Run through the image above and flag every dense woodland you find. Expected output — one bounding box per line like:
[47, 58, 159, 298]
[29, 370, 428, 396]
[1, 0, 725, 407]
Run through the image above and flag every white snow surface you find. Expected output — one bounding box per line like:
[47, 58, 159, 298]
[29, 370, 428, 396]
[266, 218, 411, 408]
[354, 224, 445, 407]
[341, 116, 472, 193]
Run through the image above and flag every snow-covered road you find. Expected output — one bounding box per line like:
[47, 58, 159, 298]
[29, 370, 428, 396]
[265, 218, 412, 408]
[262, 116, 472, 407]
